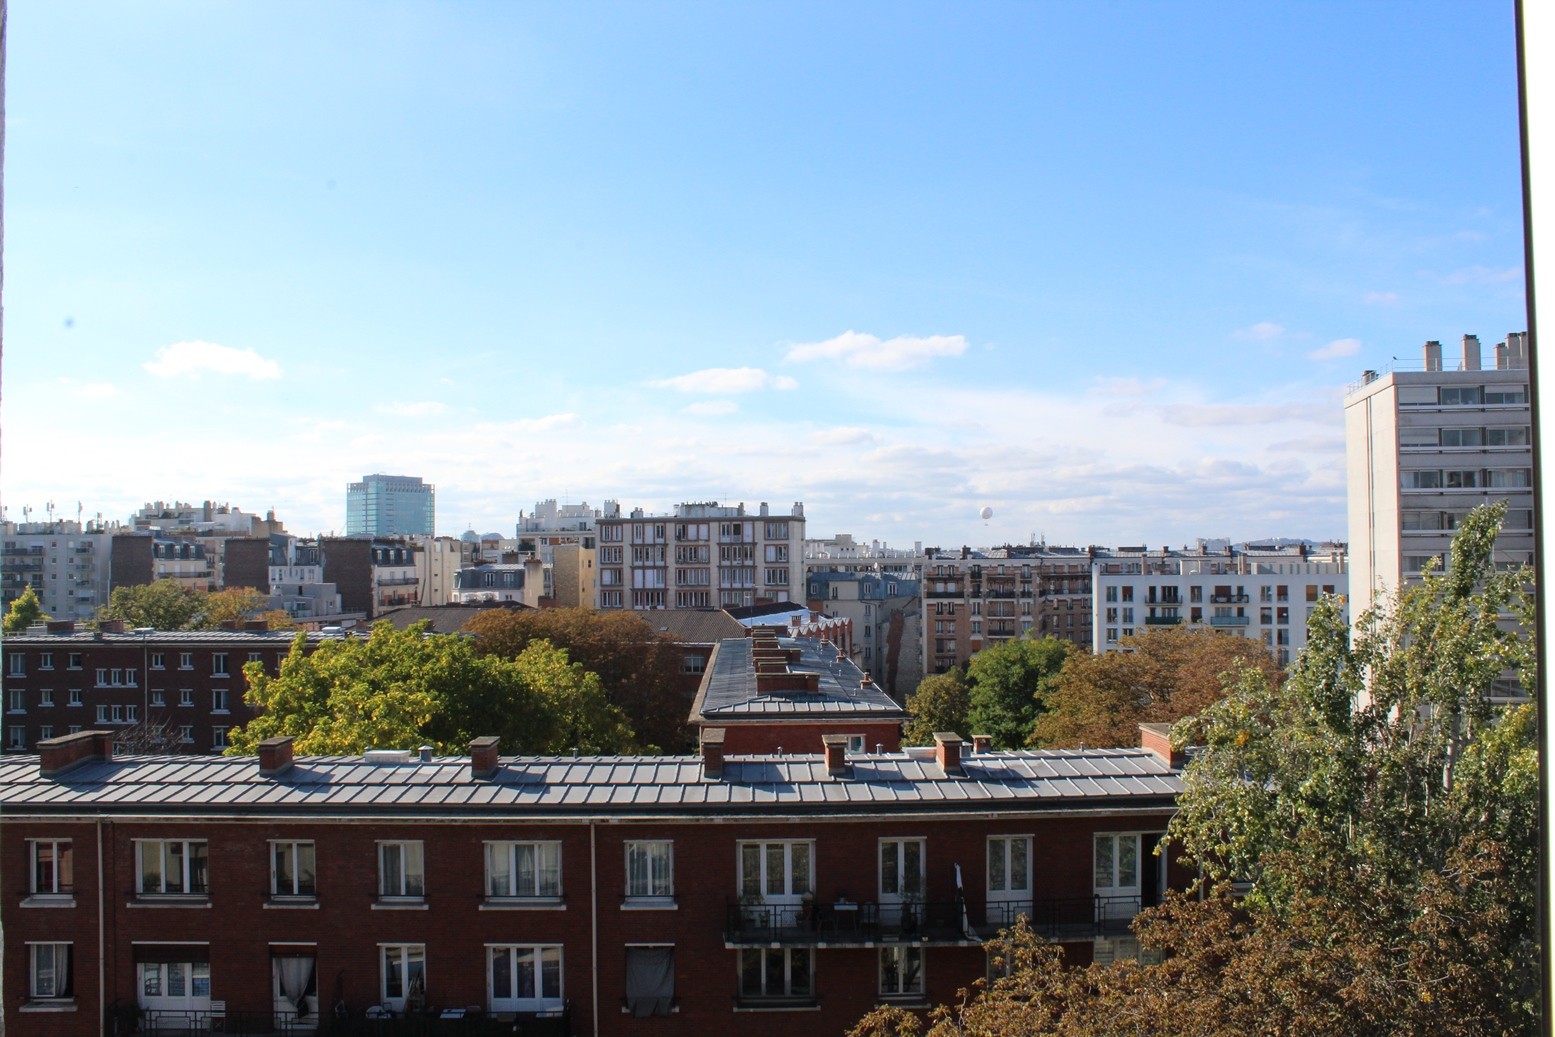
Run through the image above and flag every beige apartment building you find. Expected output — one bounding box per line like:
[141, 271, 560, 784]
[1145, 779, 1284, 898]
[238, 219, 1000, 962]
[595, 501, 805, 611]
[1344, 333, 1534, 616]
[922, 546, 1093, 675]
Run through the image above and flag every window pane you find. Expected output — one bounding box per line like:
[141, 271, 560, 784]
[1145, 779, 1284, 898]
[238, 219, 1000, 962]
[1010, 838, 1027, 889]
[788, 949, 812, 996]
[168, 963, 187, 998]
[296, 843, 316, 896]
[764, 947, 785, 993]
[903, 842, 922, 893]
[741, 845, 761, 899]
[492, 948, 512, 999]
[790, 843, 811, 895]
[188, 843, 208, 894]
[143, 964, 162, 997]
[165, 842, 185, 894]
[651, 843, 671, 896]
[740, 949, 762, 996]
[192, 962, 210, 998]
[382, 845, 402, 895]
[989, 840, 1006, 891]
[538, 844, 560, 897]
[516, 844, 536, 894]
[765, 845, 784, 896]
[1118, 837, 1137, 887]
[404, 843, 424, 896]
[1095, 837, 1113, 888]
[627, 843, 647, 896]
[515, 949, 537, 999]
[275, 843, 294, 894]
[880, 843, 899, 895]
[541, 948, 562, 998]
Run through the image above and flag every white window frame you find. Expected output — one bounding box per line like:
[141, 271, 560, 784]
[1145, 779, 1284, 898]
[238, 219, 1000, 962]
[738, 840, 813, 904]
[378, 841, 426, 900]
[30, 839, 73, 897]
[879, 945, 923, 999]
[379, 944, 425, 1013]
[879, 837, 926, 925]
[487, 944, 564, 1014]
[270, 840, 316, 899]
[624, 840, 674, 903]
[212, 688, 229, 714]
[29, 943, 73, 1000]
[135, 839, 209, 896]
[212, 654, 229, 677]
[484, 841, 561, 900]
[986, 835, 1031, 923]
[738, 946, 814, 1002]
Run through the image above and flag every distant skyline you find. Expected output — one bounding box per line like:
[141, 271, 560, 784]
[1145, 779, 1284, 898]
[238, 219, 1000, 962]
[3, 3, 1526, 549]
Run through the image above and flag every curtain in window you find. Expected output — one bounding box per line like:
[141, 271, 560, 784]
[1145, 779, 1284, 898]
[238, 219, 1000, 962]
[625, 947, 674, 1018]
[278, 957, 314, 1014]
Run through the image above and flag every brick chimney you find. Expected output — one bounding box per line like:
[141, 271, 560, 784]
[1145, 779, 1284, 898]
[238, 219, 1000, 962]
[257, 736, 295, 777]
[971, 734, 992, 754]
[701, 728, 726, 779]
[821, 734, 849, 777]
[934, 732, 964, 776]
[39, 730, 114, 778]
[470, 736, 501, 779]
[1139, 723, 1185, 768]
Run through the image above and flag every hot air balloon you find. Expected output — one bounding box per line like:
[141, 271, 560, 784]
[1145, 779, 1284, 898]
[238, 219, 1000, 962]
[979, 506, 993, 521]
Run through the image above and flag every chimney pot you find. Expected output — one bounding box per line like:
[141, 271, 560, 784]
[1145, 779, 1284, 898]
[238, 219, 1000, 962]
[40, 729, 115, 778]
[257, 736, 295, 777]
[470, 736, 501, 779]
[972, 734, 993, 754]
[822, 734, 849, 777]
[701, 728, 726, 779]
[934, 732, 964, 776]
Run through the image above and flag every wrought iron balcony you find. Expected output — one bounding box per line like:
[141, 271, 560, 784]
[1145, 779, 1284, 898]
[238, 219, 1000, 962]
[726, 899, 973, 946]
[1209, 615, 1251, 627]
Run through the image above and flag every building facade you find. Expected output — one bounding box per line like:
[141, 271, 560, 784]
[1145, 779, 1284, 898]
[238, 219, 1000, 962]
[596, 502, 805, 612]
[346, 475, 436, 537]
[1344, 333, 1534, 613]
[1, 520, 121, 623]
[1089, 542, 1347, 667]
[2, 724, 1185, 1037]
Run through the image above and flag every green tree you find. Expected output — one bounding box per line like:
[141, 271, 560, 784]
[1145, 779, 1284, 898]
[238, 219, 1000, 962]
[463, 607, 690, 751]
[3, 586, 51, 634]
[97, 579, 203, 630]
[964, 636, 1072, 748]
[227, 622, 637, 756]
[1033, 626, 1281, 749]
[903, 670, 971, 746]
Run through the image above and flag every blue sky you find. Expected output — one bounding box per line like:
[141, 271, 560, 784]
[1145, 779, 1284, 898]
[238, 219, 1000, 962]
[3, 3, 1526, 549]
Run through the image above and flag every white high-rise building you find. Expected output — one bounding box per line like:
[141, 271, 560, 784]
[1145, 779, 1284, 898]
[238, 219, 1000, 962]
[1344, 333, 1534, 614]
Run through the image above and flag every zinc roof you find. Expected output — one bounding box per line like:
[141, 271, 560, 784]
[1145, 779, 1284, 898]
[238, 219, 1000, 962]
[695, 637, 909, 720]
[0, 747, 1179, 819]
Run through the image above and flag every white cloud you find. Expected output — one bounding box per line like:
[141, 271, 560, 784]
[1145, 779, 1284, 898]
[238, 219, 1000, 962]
[1160, 402, 1326, 427]
[1307, 338, 1362, 361]
[1231, 321, 1285, 342]
[1089, 376, 1166, 397]
[784, 330, 968, 371]
[1362, 291, 1399, 305]
[649, 367, 799, 393]
[58, 377, 119, 399]
[682, 400, 739, 416]
[374, 401, 447, 418]
[808, 426, 875, 446]
[144, 340, 282, 380]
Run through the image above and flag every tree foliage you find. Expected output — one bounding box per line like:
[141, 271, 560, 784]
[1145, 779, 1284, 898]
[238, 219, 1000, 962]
[227, 621, 636, 757]
[850, 504, 1538, 1037]
[98, 579, 205, 630]
[463, 607, 690, 751]
[903, 670, 972, 746]
[3, 585, 51, 633]
[1033, 626, 1282, 749]
[964, 636, 1072, 748]
[198, 586, 273, 627]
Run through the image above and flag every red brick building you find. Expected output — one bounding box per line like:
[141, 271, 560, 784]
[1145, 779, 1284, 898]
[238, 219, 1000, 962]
[0, 623, 342, 755]
[1, 723, 1185, 1036]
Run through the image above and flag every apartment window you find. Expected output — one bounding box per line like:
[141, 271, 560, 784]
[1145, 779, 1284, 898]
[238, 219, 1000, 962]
[29, 943, 73, 1000]
[150, 652, 166, 670]
[271, 841, 317, 898]
[625, 841, 674, 901]
[67, 652, 82, 670]
[1486, 426, 1529, 446]
[1094, 834, 1138, 893]
[96, 705, 109, 724]
[211, 726, 228, 750]
[151, 689, 166, 707]
[30, 839, 73, 896]
[8, 689, 25, 713]
[489, 945, 562, 1013]
[1484, 386, 1528, 405]
[380, 945, 426, 1013]
[7, 726, 24, 750]
[1440, 427, 1483, 447]
[111, 705, 124, 724]
[96, 668, 108, 686]
[1260, 608, 1273, 625]
[740, 841, 813, 901]
[379, 842, 426, 899]
[136, 839, 209, 896]
[1402, 469, 1444, 489]
[39, 652, 53, 670]
[987, 836, 1031, 925]
[39, 688, 54, 707]
[67, 689, 82, 707]
[879, 945, 924, 999]
[739, 947, 813, 1002]
[7, 653, 23, 676]
[485, 841, 561, 899]
[1259, 586, 1272, 603]
[127, 705, 139, 723]
[624, 946, 675, 1017]
[212, 654, 229, 677]
[879, 838, 925, 902]
[1105, 627, 1118, 643]
[179, 725, 194, 744]
[682, 654, 705, 675]
[1121, 608, 1133, 624]
[179, 689, 194, 706]
[1104, 586, 1117, 603]
[212, 688, 229, 714]
[39, 724, 53, 740]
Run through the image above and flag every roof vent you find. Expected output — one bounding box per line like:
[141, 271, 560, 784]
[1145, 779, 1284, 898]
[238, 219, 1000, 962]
[364, 749, 412, 765]
[418, 745, 434, 764]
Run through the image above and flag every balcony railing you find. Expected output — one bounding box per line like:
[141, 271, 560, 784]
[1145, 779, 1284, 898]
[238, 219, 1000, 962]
[114, 1001, 567, 1036]
[1144, 616, 1182, 625]
[1209, 615, 1251, 627]
[726, 899, 972, 945]
[982, 894, 1144, 939]
[1209, 594, 1250, 604]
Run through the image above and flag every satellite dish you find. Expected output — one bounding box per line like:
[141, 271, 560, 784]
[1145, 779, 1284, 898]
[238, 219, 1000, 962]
[979, 506, 994, 521]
